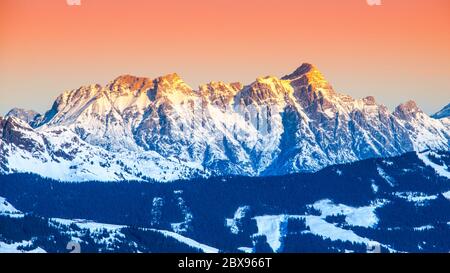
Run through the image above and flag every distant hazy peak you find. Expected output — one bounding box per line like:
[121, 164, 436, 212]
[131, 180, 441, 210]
[432, 103, 450, 119]
[5, 108, 41, 125]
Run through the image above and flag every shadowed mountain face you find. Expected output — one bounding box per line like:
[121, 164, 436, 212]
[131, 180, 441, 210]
[1, 63, 449, 182]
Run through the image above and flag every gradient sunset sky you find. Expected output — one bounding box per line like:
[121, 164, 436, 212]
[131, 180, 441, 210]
[0, 0, 449, 115]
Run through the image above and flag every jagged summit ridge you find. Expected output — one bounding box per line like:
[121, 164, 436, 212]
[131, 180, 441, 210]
[394, 100, 422, 120]
[282, 63, 317, 80]
[1, 63, 449, 182]
[5, 108, 40, 124]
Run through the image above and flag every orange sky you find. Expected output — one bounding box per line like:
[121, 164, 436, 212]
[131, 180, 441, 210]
[1, 0, 449, 114]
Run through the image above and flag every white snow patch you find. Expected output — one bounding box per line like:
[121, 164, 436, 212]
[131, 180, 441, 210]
[413, 225, 434, 231]
[311, 199, 384, 228]
[417, 151, 450, 179]
[251, 214, 386, 251]
[251, 199, 388, 252]
[154, 229, 219, 253]
[443, 191, 450, 201]
[302, 215, 373, 244]
[323, 108, 335, 119]
[394, 192, 438, 204]
[226, 206, 251, 235]
[377, 166, 395, 186]
[253, 215, 287, 252]
[238, 247, 253, 253]
[0, 197, 23, 218]
[371, 181, 379, 193]
[51, 218, 125, 231]
[382, 160, 394, 166]
[0, 241, 46, 253]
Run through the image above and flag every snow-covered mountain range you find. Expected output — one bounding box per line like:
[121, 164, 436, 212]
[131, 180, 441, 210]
[1, 63, 449, 182]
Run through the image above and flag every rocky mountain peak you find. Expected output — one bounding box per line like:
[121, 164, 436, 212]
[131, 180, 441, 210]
[285, 63, 334, 95]
[108, 75, 154, 94]
[394, 100, 423, 120]
[0, 116, 40, 153]
[1, 65, 448, 183]
[281, 64, 335, 108]
[199, 81, 243, 94]
[282, 63, 317, 80]
[157, 73, 184, 85]
[235, 76, 292, 106]
[154, 73, 192, 93]
[199, 81, 242, 107]
[2, 116, 31, 130]
[5, 108, 41, 124]
[282, 63, 328, 88]
[254, 76, 293, 96]
[362, 96, 377, 105]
